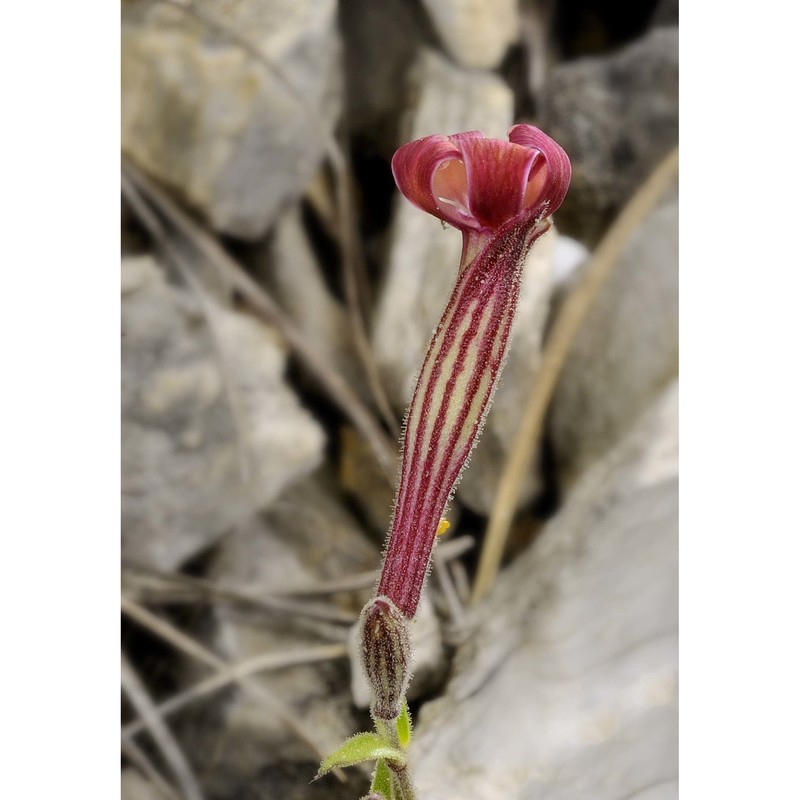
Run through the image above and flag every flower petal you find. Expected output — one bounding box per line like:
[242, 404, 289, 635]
[391, 135, 466, 224]
[455, 137, 538, 229]
[508, 124, 572, 217]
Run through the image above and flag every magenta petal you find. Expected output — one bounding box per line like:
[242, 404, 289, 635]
[508, 124, 572, 217]
[391, 135, 465, 224]
[456, 138, 538, 230]
[448, 130, 485, 145]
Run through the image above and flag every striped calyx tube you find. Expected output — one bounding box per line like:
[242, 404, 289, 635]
[376, 125, 572, 620]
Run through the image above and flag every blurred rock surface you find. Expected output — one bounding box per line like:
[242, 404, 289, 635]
[539, 26, 679, 245]
[412, 380, 678, 799]
[121, 255, 325, 570]
[121, 0, 340, 239]
[550, 199, 678, 482]
[420, 0, 520, 69]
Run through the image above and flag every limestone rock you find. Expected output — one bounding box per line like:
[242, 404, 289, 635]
[420, 0, 520, 69]
[121, 0, 341, 239]
[539, 27, 679, 245]
[411, 381, 678, 799]
[550, 199, 678, 481]
[121, 255, 325, 570]
[552, 234, 590, 289]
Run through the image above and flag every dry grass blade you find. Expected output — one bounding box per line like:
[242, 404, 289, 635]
[122, 734, 182, 800]
[121, 652, 205, 800]
[122, 566, 358, 625]
[434, 562, 466, 629]
[122, 158, 398, 483]
[123, 643, 348, 738]
[120, 595, 346, 780]
[471, 146, 680, 605]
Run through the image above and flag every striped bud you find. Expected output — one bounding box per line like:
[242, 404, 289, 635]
[360, 596, 411, 720]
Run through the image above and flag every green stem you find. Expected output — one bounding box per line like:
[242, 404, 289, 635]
[388, 764, 417, 800]
[374, 715, 416, 799]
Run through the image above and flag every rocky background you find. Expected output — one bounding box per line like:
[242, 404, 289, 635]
[121, 1, 678, 799]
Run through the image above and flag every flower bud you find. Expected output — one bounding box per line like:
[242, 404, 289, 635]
[360, 596, 412, 720]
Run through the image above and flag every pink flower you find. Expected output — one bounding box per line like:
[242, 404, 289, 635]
[376, 125, 571, 619]
[391, 124, 571, 267]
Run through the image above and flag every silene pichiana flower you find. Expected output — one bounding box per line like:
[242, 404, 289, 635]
[374, 125, 572, 623]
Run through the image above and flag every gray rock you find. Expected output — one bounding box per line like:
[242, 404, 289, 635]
[539, 27, 679, 245]
[551, 234, 590, 289]
[121, 255, 325, 570]
[549, 199, 678, 482]
[182, 472, 379, 775]
[420, 0, 520, 69]
[374, 49, 559, 516]
[411, 381, 678, 800]
[121, 0, 340, 239]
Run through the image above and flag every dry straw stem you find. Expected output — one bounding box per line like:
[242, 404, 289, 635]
[123, 643, 348, 739]
[122, 565, 358, 625]
[121, 652, 205, 800]
[122, 732, 182, 800]
[471, 146, 680, 605]
[120, 595, 346, 780]
[122, 159, 398, 482]
[154, 0, 400, 439]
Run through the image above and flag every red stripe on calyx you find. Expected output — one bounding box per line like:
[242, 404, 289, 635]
[378, 219, 542, 618]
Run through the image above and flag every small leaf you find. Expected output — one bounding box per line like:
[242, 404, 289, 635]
[370, 758, 393, 799]
[396, 700, 412, 749]
[316, 733, 405, 779]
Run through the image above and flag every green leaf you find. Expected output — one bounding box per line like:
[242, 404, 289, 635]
[396, 700, 412, 749]
[370, 758, 394, 799]
[316, 732, 405, 779]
